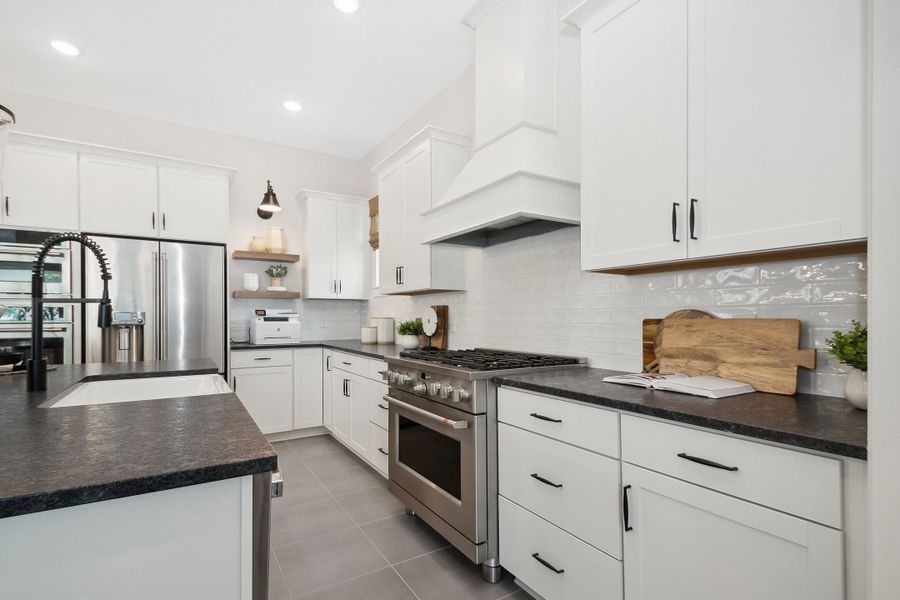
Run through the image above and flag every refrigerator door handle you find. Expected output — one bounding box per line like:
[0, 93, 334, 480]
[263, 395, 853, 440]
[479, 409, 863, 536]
[152, 251, 160, 360]
[160, 252, 168, 360]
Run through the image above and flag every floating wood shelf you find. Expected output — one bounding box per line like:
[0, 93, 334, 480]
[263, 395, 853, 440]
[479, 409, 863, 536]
[232, 250, 300, 263]
[232, 290, 301, 299]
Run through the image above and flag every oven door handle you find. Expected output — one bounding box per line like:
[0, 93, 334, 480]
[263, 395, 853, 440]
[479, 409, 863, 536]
[383, 395, 469, 430]
[0, 249, 66, 258]
[0, 326, 68, 333]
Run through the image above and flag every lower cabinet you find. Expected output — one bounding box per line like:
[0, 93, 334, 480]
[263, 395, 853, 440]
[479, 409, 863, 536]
[621, 463, 843, 600]
[292, 348, 323, 430]
[323, 351, 335, 431]
[368, 422, 389, 475]
[231, 365, 293, 435]
[349, 373, 372, 456]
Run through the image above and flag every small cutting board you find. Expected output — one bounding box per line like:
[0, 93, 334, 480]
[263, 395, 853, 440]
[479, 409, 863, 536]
[655, 318, 816, 395]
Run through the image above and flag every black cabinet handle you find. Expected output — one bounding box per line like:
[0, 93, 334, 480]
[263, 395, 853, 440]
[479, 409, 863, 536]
[378, 447, 389, 456]
[326, 356, 331, 371]
[338, 280, 342, 294]
[531, 553, 564, 574]
[4, 196, 8, 217]
[398, 266, 404, 285]
[378, 403, 389, 410]
[529, 412, 562, 423]
[151, 211, 155, 229]
[531, 473, 563, 488]
[677, 452, 738, 471]
[343, 379, 350, 397]
[690, 198, 698, 240]
[395, 267, 400, 285]
[623, 484, 633, 532]
[671, 202, 680, 242]
[232, 377, 237, 392]
[162, 213, 167, 230]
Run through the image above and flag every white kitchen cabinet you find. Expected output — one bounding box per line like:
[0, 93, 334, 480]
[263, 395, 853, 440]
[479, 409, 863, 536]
[79, 153, 159, 237]
[298, 190, 369, 300]
[373, 127, 469, 295]
[1, 141, 79, 231]
[292, 348, 323, 430]
[570, 0, 869, 272]
[322, 351, 335, 431]
[621, 463, 843, 600]
[158, 165, 229, 243]
[368, 422, 389, 476]
[231, 365, 293, 435]
[331, 371, 352, 444]
[348, 373, 372, 457]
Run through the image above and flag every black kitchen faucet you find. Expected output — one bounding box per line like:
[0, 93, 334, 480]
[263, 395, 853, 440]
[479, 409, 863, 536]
[28, 232, 113, 391]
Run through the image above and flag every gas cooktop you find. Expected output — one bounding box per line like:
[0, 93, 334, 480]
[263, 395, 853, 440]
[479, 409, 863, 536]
[398, 348, 582, 372]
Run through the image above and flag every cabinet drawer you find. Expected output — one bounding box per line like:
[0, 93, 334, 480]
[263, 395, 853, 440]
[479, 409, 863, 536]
[331, 351, 370, 379]
[499, 496, 623, 600]
[370, 383, 389, 429]
[498, 387, 620, 458]
[499, 424, 622, 558]
[621, 415, 842, 528]
[231, 349, 293, 369]
[369, 423, 389, 477]
[368, 359, 388, 382]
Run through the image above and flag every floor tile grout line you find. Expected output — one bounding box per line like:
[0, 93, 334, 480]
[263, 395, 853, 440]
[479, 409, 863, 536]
[300, 451, 424, 600]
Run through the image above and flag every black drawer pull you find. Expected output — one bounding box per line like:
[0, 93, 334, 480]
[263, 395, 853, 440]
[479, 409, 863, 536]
[254, 357, 272, 361]
[378, 403, 389, 410]
[532, 553, 564, 574]
[342, 361, 352, 366]
[529, 412, 562, 423]
[623, 484, 633, 532]
[677, 452, 738, 471]
[531, 473, 563, 488]
[378, 447, 389, 456]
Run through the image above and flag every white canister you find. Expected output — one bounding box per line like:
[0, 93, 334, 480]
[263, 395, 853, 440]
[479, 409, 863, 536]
[370, 317, 394, 344]
[360, 326, 378, 344]
[242, 273, 260, 292]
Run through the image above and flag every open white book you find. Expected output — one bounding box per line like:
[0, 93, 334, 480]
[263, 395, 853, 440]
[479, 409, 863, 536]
[602, 372, 755, 399]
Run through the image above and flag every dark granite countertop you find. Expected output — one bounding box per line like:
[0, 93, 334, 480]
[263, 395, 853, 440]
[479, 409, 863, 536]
[231, 339, 406, 361]
[494, 368, 867, 460]
[0, 360, 277, 519]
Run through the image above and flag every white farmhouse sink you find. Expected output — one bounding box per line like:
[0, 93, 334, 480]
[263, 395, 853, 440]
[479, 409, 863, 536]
[48, 374, 231, 408]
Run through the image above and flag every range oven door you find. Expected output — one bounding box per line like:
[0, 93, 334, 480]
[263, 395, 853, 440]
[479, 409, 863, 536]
[387, 388, 486, 544]
[0, 323, 72, 365]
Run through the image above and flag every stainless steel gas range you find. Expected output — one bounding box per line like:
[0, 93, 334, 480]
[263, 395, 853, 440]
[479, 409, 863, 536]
[383, 348, 587, 582]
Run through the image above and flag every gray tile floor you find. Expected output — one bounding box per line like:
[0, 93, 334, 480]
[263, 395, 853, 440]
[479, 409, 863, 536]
[269, 435, 529, 600]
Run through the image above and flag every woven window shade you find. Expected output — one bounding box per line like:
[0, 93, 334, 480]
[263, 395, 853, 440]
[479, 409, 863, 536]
[368, 196, 379, 250]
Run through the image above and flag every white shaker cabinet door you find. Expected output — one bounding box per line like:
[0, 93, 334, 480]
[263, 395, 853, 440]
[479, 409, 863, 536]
[158, 165, 228, 243]
[348, 373, 371, 457]
[232, 366, 293, 435]
[686, 0, 868, 257]
[304, 196, 338, 299]
[79, 153, 159, 237]
[622, 464, 843, 600]
[293, 348, 323, 430]
[580, 0, 688, 271]
[331, 372, 352, 443]
[377, 166, 404, 295]
[322, 352, 335, 431]
[335, 200, 368, 299]
[400, 145, 432, 292]
[2, 142, 79, 231]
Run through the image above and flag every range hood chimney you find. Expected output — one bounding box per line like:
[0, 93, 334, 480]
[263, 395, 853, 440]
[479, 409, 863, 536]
[422, 0, 580, 247]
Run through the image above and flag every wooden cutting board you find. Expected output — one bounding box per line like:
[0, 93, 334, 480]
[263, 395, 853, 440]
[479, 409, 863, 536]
[642, 310, 715, 371]
[655, 318, 816, 395]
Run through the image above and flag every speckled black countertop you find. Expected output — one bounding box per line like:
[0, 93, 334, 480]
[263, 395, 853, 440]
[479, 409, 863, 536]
[231, 339, 406, 361]
[0, 360, 277, 519]
[494, 368, 867, 460]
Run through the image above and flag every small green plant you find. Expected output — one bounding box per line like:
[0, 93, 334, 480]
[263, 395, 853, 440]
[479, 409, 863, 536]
[826, 320, 867, 372]
[265, 264, 288, 278]
[397, 320, 424, 336]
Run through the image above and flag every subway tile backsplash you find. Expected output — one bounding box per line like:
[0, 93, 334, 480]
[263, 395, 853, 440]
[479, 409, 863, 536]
[366, 227, 867, 398]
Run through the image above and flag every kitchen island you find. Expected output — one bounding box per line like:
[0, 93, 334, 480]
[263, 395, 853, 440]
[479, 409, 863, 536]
[0, 359, 277, 600]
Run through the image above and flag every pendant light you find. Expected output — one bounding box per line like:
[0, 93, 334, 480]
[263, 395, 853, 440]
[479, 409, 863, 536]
[257, 180, 281, 218]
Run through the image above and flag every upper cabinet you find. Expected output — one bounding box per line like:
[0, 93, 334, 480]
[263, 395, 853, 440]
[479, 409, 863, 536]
[298, 190, 369, 300]
[373, 127, 470, 295]
[158, 166, 229, 243]
[1, 141, 79, 231]
[80, 153, 159, 237]
[568, 0, 869, 272]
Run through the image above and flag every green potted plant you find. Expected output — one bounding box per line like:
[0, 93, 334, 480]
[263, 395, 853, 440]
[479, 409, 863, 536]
[396, 320, 424, 350]
[826, 320, 867, 410]
[265, 264, 288, 290]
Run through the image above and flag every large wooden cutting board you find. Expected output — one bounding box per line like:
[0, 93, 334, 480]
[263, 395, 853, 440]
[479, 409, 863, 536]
[655, 318, 816, 395]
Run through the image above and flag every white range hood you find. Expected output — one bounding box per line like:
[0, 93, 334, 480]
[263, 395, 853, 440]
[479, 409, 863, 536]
[423, 0, 580, 247]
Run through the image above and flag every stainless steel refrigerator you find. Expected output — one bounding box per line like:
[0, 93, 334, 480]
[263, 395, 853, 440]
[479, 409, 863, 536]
[82, 236, 226, 372]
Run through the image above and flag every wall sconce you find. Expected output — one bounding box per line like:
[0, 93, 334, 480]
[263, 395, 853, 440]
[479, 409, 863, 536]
[257, 180, 281, 220]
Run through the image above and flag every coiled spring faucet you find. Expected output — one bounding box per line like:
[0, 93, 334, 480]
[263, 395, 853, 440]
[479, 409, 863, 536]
[28, 232, 113, 391]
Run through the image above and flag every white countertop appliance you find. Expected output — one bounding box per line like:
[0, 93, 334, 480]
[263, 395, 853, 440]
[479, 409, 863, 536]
[250, 310, 301, 345]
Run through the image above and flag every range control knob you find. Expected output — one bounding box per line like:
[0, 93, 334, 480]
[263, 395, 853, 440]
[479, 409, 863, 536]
[412, 382, 428, 395]
[398, 373, 413, 385]
[387, 371, 399, 384]
[427, 382, 441, 396]
[451, 388, 471, 403]
[439, 384, 453, 400]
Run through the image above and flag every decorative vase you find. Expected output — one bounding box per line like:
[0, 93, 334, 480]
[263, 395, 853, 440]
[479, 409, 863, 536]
[844, 368, 868, 410]
[242, 273, 259, 292]
[266, 227, 286, 254]
[249, 236, 266, 252]
[397, 334, 419, 350]
[269, 277, 283, 288]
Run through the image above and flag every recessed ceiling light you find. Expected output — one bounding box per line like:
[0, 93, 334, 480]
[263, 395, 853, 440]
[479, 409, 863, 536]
[50, 40, 80, 56]
[283, 100, 303, 112]
[333, 0, 360, 14]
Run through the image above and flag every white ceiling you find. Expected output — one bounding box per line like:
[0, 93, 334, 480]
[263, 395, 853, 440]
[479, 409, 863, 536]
[0, 0, 475, 159]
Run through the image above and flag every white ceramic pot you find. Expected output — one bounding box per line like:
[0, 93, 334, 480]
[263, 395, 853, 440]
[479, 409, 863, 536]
[844, 368, 868, 410]
[242, 273, 259, 292]
[397, 334, 419, 350]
